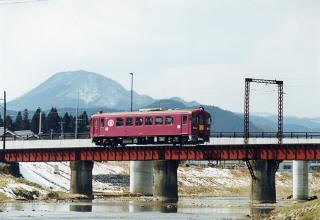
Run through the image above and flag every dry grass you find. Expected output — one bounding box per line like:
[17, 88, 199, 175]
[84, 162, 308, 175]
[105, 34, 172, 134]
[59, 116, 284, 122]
[0, 173, 43, 189]
[178, 167, 320, 198]
[15, 178, 44, 190]
[42, 191, 90, 200]
[12, 188, 40, 200]
[179, 182, 250, 197]
[42, 191, 140, 201]
[0, 192, 12, 202]
[229, 167, 249, 177]
[0, 173, 45, 202]
[94, 191, 143, 198]
[0, 174, 11, 188]
[268, 199, 320, 219]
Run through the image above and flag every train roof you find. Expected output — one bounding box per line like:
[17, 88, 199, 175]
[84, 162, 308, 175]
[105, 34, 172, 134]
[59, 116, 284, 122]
[91, 108, 208, 118]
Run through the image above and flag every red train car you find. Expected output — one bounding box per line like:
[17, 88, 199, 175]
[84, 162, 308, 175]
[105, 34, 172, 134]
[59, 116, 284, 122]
[90, 107, 211, 146]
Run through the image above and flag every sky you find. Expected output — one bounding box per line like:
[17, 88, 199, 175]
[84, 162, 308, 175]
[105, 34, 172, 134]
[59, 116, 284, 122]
[0, 0, 319, 117]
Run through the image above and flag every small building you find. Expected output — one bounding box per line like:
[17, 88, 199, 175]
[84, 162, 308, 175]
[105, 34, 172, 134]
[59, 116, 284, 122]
[14, 130, 39, 140]
[278, 160, 320, 173]
[278, 160, 293, 172]
[0, 127, 17, 140]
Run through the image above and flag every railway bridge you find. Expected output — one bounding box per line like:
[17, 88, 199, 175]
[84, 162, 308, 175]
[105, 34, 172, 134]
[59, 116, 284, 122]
[1, 133, 319, 203]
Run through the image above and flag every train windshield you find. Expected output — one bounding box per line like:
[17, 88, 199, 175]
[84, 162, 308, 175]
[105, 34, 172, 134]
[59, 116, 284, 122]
[192, 114, 211, 125]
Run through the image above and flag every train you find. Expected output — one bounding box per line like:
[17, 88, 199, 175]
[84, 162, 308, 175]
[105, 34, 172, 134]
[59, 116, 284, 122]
[90, 107, 211, 147]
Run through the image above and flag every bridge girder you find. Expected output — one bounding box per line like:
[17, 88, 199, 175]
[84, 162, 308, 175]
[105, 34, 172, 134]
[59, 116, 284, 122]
[2, 143, 320, 162]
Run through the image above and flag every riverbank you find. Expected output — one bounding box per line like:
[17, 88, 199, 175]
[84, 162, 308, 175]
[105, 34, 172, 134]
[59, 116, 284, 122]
[266, 199, 320, 219]
[0, 162, 320, 202]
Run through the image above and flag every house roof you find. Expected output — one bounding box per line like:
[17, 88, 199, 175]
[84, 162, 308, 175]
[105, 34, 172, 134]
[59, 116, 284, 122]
[14, 130, 38, 138]
[0, 127, 16, 136]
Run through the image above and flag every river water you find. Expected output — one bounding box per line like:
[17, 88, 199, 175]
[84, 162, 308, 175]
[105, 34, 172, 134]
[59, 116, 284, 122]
[0, 197, 282, 220]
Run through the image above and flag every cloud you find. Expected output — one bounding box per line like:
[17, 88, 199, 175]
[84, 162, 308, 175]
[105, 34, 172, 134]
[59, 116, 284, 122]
[0, 0, 319, 116]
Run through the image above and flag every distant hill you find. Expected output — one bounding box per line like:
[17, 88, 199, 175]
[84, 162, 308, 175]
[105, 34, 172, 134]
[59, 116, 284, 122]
[4, 70, 319, 133]
[168, 97, 200, 107]
[204, 105, 262, 132]
[251, 113, 320, 132]
[7, 70, 154, 111]
[142, 99, 188, 109]
[142, 100, 262, 132]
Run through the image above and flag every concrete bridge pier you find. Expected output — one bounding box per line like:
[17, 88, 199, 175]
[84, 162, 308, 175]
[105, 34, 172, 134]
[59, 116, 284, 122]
[251, 160, 277, 203]
[70, 161, 94, 198]
[153, 160, 179, 202]
[130, 161, 154, 195]
[293, 161, 309, 200]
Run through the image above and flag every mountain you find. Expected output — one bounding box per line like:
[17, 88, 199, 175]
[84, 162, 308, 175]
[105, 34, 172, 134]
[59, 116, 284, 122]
[141, 100, 262, 132]
[142, 99, 189, 109]
[204, 105, 262, 132]
[5, 70, 319, 132]
[251, 113, 320, 132]
[8, 70, 154, 111]
[168, 97, 200, 107]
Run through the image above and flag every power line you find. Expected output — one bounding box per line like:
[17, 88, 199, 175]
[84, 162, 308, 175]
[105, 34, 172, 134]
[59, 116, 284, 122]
[0, 0, 52, 5]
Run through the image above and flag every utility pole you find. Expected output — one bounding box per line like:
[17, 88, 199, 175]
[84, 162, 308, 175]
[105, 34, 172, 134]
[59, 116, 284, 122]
[38, 107, 42, 135]
[75, 91, 79, 139]
[3, 91, 6, 151]
[130, 73, 133, 112]
[59, 121, 65, 139]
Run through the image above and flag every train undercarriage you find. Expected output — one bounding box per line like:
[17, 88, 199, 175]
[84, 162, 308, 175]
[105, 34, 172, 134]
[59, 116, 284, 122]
[92, 135, 207, 147]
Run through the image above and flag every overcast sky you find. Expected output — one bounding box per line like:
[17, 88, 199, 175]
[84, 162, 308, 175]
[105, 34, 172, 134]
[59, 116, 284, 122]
[0, 0, 319, 117]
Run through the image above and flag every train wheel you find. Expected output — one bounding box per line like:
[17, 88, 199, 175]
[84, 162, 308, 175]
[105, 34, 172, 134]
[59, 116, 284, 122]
[181, 136, 189, 145]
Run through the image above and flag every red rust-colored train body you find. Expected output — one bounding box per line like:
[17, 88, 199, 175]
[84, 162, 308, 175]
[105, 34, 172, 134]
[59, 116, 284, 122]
[90, 107, 211, 146]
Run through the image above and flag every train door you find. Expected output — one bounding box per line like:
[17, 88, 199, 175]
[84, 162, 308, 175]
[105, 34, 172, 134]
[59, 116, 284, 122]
[99, 117, 105, 135]
[93, 118, 100, 136]
[181, 115, 188, 134]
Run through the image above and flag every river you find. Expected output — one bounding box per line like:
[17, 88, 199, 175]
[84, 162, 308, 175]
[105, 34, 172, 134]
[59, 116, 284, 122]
[0, 196, 283, 220]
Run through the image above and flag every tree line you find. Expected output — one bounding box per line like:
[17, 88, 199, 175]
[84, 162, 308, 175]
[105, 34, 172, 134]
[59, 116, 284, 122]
[0, 107, 89, 134]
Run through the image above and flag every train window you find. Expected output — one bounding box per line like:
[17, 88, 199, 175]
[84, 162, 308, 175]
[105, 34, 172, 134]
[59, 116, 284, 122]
[100, 118, 105, 127]
[94, 119, 98, 127]
[182, 115, 187, 124]
[206, 116, 211, 125]
[155, 116, 163, 125]
[116, 118, 124, 126]
[135, 117, 143, 126]
[283, 165, 292, 170]
[198, 115, 204, 124]
[165, 116, 174, 125]
[126, 117, 133, 126]
[145, 117, 153, 125]
[192, 115, 205, 124]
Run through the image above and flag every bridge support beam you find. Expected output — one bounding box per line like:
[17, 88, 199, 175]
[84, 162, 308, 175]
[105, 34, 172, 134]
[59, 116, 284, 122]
[70, 161, 94, 198]
[130, 161, 153, 195]
[153, 160, 179, 202]
[251, 160, 277, 203]
[293, 161, 309, 200]
[0, 162, 20, 177]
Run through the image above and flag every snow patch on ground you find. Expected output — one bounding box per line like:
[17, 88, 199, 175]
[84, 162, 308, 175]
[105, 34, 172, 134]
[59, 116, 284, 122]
[181, 167, 232, 178]
[0, 183, 40, 199]
[93, 162, 127, 175]
[19, 162, 128, 193]
[7, 162, 300, 198]
[20, 162, 70, 191]
[18, 162, 251, 195]
[178, 167, 248, 188]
